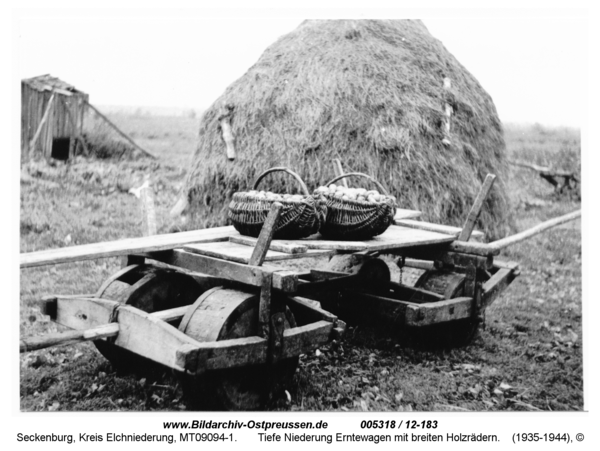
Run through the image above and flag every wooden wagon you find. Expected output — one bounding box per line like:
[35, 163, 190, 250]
[19, 176, 580, 409]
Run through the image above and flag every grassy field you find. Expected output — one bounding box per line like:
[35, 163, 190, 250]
[19, 115, 582, 411]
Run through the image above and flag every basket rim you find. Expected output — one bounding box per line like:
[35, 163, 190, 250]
[252, 167, 310, 196]
[317, 192, 397, 209]
[324, 172, 390, 195]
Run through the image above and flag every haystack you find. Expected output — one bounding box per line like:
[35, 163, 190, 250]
[179, 19, 512, 239]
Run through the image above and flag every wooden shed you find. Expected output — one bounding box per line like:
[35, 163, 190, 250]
[21, 74, 89, 162]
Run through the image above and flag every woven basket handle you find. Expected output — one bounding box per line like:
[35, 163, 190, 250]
[252, 167, 311, 196]
[325, 172, 389, 196]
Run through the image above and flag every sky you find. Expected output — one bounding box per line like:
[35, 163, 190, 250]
[15, 9, 588, 127]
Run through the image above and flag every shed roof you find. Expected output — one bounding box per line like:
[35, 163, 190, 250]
[22, 74, 85, 95]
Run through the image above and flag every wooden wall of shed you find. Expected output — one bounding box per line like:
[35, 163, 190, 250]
[21, 83, 89, 161]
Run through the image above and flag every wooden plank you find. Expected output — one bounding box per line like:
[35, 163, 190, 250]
[51, 297, 119, 331]
[458, 174, 496, 241]
[229, 235, 308, 254]
[481, 268, 517, 308]
[404, 297, 473, 327]
[360, 225, 455, 252]
[346, 292, 409, 325]
[20, 323, 119, 353]
[393, 209, 423, 220]
[206, 337, 267, 370]
[176, 337, 267, 374]
[296, 274, 359, 298]
[20, 226, 236, 268]
[183, 241, 333, 264]
[231, 232, 368, 251]
[249, 202, 282, 267]
[403, 258, 435, 271]
[492, 260, 520, 273]
[268, 269, 299, 293]
[286, 237, 368, 251]
[395, 219, 484, 240]
[112, 305, 201, 372]
[449, 240, 500, 257]
[151, 249, 298, 292]
[287, 296, 338, 323]
[280, 321, 333, 357]
[386, 282, 445, 304]
[153, 249, 263, 285]
[177, 321, 332, 373]
[150, 305, 190, 323]
[438, 252, 493, 270]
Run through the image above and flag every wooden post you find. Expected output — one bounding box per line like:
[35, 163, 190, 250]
[442, 77, 452, 146]
[130, 180, 158, 236]
[458, 174, 496, 242]
[85, 101, 156, 159]
[218, 106, 236, 161]
[249, 203, 282, 267]
[332, 159, 349, 188]
[249, 203, 282, 339]
[170, 196, 189, 217]
[140, 183, 158, 236]
[29, 92, 55, 156]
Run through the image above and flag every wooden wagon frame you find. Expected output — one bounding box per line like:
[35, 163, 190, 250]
[19, 172, 580, 409]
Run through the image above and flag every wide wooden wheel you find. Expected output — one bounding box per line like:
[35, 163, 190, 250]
[179, 287, 299, 410]
[93, 264, 206, 370]
[413, 269, 479, 347]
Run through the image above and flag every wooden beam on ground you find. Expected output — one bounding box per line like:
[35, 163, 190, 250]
[20, 226, 235, 268]
[458, 174, 496, 242]
[85, 101, 156, 159]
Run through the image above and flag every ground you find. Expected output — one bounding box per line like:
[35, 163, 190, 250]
[19, 115, 582, 411]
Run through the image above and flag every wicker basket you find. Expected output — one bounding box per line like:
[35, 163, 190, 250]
[228, 167, 327, 239]
[316, 172, 397, 240]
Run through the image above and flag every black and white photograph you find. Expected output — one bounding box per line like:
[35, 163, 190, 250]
[9, 3, 595, 438]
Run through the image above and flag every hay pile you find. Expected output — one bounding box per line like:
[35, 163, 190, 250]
[180, 19, 512, 239]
